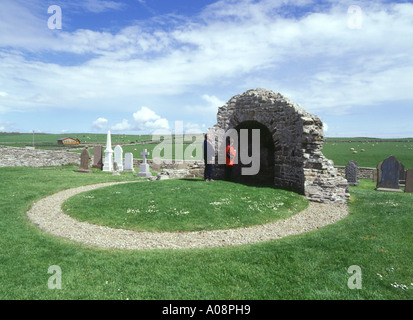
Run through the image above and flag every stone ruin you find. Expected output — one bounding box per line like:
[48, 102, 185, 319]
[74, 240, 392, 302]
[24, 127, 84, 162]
[211, 88, 349, 204]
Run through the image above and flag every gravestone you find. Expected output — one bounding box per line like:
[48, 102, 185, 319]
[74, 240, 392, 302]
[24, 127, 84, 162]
[103, 130, 114, 172]
[404, 169, 413, 193]
[399, 162, 406, 186]
[375, 156, 403, 192]
[345, 160, 359, 186]
[112, 161, 120, 176]
[124, 153, 135, 172]
[114, 145, 124, 172]
[376, 160, 383, 184]
[137, 149, 152, 178]
[77, 148, 92, 173]
[92, 146, 103, 170]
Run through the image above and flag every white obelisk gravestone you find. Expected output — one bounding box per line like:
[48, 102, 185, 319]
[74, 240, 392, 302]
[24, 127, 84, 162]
[103, 130, 114, 172]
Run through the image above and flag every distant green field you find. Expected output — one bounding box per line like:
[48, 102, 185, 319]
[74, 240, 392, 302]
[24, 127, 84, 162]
[1, 133, 412, 168]
[0, 132, 148, 146]
[0, 132, 205, 161]
[323, 139, 413, 169]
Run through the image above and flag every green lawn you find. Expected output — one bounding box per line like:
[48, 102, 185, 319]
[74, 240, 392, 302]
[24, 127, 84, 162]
[62, 179, 308, 232]
[0, 166, 412, 300]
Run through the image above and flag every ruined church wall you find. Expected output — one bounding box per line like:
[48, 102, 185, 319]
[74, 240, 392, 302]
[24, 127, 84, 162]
[213, 88, 350, 204]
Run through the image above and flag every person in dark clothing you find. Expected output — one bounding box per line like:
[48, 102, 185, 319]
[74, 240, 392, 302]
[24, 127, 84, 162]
[203, 133, 214, 182]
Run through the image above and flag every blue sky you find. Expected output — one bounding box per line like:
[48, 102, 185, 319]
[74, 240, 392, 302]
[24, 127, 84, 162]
[0, 0, 413, 137]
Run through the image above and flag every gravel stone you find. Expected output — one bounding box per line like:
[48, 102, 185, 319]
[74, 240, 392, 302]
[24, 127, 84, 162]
[26, 181, 349, 250]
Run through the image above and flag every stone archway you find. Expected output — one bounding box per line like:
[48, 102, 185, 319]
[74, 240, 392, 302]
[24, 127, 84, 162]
[211, 88, 349, 204]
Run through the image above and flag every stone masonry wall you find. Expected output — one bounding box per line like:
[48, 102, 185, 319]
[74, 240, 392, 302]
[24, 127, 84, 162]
[212, 88, 350, 204]
[0, 146, 80, 167]
[335, 166, 374, 179]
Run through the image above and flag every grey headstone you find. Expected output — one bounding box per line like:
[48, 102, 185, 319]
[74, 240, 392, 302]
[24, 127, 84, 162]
[375, 156, 402, 192]
[92, 146, 103, 170]
[114, 145, 123, 171]
[345, 160, 359, 186]
[405, 169, 413, 193]
[376, 160, 383, 184]
[399, 162, 406, 186]
[124, 153, 135, 172]
[137, 149, 152, 177]
[112, 161, 120, 176]
[77, 148, 92, 173]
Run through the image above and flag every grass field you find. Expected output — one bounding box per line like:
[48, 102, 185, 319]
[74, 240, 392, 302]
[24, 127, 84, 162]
[1, 133, 413, 168]
[0, 165, 412, 300]
[62, 179, 308, 232]
[323, 139, 413, 168]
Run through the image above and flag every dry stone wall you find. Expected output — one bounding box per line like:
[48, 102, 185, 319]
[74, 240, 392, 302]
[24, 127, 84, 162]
[0, 146, 80, 167]
[336, 166, 374, 179]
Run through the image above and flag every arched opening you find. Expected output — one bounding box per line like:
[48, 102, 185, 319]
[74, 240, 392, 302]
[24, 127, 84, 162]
[231, 120, 275, 186]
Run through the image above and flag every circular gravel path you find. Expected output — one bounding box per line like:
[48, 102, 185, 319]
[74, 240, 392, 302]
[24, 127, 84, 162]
[27, 181, 349, 250]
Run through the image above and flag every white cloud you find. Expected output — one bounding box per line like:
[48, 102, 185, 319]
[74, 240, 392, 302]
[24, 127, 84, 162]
[133, 106, 170, 132]
[0, 0, 412, 120]
[94, 107, 170, 133]
[111, 119, 132, 131]
[92, 117, 108, 130]
[133, 106, 162, 123]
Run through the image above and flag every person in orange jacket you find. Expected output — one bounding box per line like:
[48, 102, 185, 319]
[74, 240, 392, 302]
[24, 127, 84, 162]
[225, 137, 237, 181]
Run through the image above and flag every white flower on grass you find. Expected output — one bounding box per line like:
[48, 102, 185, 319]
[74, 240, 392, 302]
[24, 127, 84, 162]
[146, 205, 158, 213]
[84, 195, 95, 199]
[126, 208, 140, 214]
[248, 201, 263, 213]
[164, 208, 190, 216]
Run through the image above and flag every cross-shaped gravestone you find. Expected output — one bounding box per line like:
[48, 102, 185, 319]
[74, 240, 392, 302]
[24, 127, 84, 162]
[141, 149, 149, 164]
[137, 149, 151, 178]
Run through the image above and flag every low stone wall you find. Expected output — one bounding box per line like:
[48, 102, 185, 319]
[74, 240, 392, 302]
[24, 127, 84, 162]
[0, 146, 80, 167]
[133, 159, 205, 178]
[1, 146, 377, 183]
[335, 166, 374, 179]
